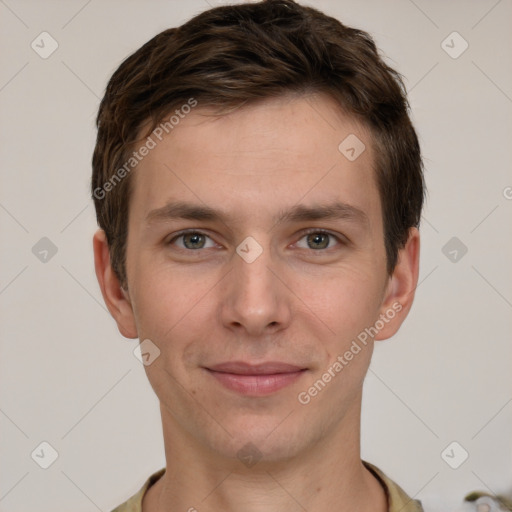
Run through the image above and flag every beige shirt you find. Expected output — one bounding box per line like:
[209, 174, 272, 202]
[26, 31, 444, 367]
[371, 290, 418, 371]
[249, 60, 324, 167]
[110, 461, 423, 512]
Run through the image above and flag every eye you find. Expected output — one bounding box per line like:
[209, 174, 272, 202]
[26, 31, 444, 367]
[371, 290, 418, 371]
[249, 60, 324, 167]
[295, 230, 343, 250]
[168, 230, 217, 250]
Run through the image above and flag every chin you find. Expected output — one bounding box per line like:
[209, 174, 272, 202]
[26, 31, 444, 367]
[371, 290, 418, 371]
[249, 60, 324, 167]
[206, 414, 310, 466]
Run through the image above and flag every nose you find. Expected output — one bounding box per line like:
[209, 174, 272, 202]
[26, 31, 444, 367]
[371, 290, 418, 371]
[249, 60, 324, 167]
[220, 240, 292, 337]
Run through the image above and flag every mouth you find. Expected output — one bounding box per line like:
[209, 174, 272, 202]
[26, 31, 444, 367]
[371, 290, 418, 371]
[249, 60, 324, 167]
[204, 362, 308, 396]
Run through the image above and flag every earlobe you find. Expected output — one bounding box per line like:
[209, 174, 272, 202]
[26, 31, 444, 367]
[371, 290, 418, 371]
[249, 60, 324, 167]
[374, 227, 420, 341]
[93, 229, 138, 339]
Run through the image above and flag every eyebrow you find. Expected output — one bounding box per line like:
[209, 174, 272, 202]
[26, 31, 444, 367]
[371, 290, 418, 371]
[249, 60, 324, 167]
[145, 200, 369, 228]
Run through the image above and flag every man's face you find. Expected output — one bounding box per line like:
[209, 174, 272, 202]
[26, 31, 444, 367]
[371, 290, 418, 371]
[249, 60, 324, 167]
[120, 94, 398, 461]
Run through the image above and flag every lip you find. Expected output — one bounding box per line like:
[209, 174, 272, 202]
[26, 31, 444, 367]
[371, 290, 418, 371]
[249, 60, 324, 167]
[205, 361, 307, 396]
[208, 361, 304, 375]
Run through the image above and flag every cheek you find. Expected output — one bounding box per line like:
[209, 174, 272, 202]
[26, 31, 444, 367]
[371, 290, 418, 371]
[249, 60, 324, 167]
[131, 271, 216, 398]
[129, 257, 216, 349]
[293, 264, 385, 344]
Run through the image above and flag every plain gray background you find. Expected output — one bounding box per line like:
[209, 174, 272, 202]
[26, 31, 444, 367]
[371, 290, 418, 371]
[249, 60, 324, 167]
[1, 1, 511, 511]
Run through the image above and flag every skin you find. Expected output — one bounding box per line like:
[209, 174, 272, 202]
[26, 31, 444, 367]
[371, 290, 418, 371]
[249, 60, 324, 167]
[94, 93, 420, 512]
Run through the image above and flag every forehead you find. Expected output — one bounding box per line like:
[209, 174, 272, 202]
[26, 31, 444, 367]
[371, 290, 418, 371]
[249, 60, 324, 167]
[128, 94, 380, 229]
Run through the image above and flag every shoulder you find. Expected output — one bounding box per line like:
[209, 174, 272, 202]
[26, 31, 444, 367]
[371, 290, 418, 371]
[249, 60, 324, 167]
[110, 468, 166, 512]
[363, 460, 424, 512]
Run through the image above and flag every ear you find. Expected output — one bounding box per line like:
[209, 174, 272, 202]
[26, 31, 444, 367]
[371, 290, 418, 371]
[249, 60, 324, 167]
[374, 227, 420, 341]
[93, 229, 138, 339]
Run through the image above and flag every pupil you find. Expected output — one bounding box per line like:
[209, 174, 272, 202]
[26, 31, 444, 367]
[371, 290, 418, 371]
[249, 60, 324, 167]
[309, 233, 328, 249]
[186, 233, 203, 249]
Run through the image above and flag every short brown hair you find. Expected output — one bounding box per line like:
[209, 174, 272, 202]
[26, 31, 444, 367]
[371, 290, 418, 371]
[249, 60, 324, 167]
[92, 0, 424, 289]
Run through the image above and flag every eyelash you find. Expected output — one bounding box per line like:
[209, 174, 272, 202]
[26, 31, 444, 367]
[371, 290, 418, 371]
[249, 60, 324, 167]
[167, 228, 344, 252]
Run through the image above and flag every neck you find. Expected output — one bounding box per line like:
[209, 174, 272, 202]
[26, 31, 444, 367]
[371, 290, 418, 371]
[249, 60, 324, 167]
[143, 402, 387, 512]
